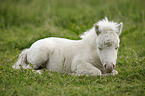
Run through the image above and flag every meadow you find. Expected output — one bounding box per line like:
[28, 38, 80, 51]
[0, 0, 145, 95]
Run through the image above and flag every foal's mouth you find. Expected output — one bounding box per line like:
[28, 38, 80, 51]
[106, 69, 113, 73]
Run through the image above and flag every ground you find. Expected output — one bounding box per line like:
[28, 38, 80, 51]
[0, 0, 145, 96]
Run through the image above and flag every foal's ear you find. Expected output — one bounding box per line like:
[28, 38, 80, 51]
[116, 22, 123, 35]
[94, 23, 101, 35]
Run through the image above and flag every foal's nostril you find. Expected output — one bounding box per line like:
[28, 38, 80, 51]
[104, 64, 107, 69]
[113, 65, 115, 69]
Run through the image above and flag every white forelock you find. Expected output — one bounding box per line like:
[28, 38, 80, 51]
[97, 17, 119, 32]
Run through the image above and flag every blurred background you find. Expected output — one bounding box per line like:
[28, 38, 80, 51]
[0, 0, 144, 58]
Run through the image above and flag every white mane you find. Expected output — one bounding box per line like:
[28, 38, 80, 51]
[80, 17, 119, 46]
[80, 27, 97, 45]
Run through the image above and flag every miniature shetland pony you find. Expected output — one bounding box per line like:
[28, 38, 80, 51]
[13, 17, 123, 76]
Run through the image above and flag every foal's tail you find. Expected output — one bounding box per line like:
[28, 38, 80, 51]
[12, 49, 29, 69]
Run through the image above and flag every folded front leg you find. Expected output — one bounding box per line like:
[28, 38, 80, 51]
[71, 62, 102, 76]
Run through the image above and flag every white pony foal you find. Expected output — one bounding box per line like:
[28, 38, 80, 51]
[13, 17, 123, 76]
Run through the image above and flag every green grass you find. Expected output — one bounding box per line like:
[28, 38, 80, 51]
[0, 0, 145, 95]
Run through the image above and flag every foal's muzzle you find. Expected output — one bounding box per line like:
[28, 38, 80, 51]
[104, 64, 115, 73]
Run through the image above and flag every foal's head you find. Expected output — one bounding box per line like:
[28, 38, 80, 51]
[94, 18, 123, 73]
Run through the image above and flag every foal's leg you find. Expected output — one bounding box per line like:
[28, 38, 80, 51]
[24, 64, 42, 74]
[27, 48, 49, 69]
[71, 56, 102, 76]
[27, 39, 56, 70]
[72, 63, 102, 76]
[71, 55, 102, 76]
[27, 44, 51, 69]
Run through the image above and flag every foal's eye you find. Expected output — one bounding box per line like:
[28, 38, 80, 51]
[115, 47, 119, 50]
[98, 47, 102, 50]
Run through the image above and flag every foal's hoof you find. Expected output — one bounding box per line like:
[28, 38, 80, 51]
[112, 70, 118, 75]
[32, 70, 42, 74]
[102, 70, 118, 76]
